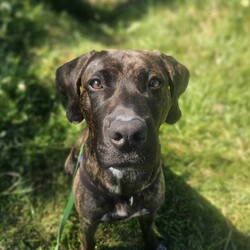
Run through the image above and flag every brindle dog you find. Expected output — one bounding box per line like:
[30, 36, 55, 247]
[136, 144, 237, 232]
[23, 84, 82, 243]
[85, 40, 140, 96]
[56, 50, 189, 250]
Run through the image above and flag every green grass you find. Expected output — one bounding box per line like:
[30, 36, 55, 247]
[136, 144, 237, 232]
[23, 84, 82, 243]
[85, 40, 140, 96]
[0, 0, 250, 249]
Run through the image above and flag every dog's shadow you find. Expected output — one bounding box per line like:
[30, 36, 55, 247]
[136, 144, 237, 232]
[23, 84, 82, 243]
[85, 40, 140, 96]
[96, 167, 250, 250]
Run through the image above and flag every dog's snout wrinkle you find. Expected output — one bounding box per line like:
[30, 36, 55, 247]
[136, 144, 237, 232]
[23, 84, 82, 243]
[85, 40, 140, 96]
[115, 115, 134, 122]
[108, 118, 148, 150]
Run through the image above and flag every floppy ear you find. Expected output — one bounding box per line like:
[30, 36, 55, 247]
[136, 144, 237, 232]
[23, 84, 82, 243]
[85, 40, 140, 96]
[55, 51, 95, 124]
[161, 54, 190, 124]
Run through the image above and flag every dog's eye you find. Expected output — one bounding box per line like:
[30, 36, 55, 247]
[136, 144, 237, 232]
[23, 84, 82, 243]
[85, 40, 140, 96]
[89, 79, 103, 90]
[149, 78, 162, 89]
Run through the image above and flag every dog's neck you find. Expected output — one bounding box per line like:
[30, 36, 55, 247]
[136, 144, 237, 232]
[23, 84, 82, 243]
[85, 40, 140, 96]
[80, 136, 161, 196]
[79, 152, 162, 198]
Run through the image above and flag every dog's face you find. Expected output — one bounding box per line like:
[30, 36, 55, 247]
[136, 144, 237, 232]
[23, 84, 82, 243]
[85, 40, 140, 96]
[56, 50, 189, 170]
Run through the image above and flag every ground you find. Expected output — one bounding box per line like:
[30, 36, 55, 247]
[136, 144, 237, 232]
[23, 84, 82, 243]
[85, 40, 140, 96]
[0, 0, 249, 249]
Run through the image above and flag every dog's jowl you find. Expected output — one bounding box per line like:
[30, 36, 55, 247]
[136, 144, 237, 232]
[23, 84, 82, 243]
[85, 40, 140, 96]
[56, 50, 189, 250]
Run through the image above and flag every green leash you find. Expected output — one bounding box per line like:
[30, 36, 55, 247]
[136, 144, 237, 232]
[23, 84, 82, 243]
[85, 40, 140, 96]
[54, 143, 85, 250]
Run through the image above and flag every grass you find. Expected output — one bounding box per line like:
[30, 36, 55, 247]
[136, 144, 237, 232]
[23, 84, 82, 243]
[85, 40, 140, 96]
[0, 0, 250, 249]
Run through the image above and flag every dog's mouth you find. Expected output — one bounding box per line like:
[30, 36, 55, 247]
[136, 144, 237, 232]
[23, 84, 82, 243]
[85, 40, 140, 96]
[96, 143, 159, 170]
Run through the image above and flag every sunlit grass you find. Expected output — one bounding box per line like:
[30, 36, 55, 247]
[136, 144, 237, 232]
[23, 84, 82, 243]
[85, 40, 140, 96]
[0, 0, 249, 249]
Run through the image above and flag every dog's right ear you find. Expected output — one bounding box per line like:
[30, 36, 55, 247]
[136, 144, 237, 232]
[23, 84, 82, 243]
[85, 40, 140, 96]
[55, 51, 95, 124]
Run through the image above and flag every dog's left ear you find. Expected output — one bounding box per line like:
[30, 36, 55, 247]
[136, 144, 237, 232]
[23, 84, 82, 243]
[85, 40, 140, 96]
[161, 54, 190, 124]
[55, 51, 96, 124]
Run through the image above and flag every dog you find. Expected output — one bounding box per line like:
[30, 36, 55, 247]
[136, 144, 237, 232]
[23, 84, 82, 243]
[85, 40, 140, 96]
[56, 50, 189, 250]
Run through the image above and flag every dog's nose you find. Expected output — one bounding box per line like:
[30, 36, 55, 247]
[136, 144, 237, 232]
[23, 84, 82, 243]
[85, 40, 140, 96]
[108, 118, 148, 150]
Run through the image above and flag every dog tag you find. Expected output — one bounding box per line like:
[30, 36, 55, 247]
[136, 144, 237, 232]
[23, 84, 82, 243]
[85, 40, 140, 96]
[129, 196, 134, 206]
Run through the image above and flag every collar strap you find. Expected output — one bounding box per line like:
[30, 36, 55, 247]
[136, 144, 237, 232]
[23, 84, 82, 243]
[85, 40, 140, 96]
[79, 165, 108, 200]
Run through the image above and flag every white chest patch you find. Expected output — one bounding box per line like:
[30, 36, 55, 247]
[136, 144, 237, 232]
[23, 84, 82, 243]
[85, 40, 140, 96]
[116, 206, 128, 217]
[129, 208, 149, 218]
[109, 167, 123, 180]
[107, 167, 124, 194]
[100, 208, 149, 222]
[108, 184, 121, 194]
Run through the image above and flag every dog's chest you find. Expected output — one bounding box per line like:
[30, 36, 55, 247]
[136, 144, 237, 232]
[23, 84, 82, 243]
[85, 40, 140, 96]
[100, 198, 150, 222]
[99, 168, 151, 222]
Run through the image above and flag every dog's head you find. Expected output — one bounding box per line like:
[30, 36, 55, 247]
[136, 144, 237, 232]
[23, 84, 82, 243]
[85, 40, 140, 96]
[56, 50, 189, 169]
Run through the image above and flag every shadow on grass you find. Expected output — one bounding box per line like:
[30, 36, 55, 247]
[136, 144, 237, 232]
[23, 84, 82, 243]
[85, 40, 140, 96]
[157, 167, 250, 250]
[93, 167, 250, 250]
[42, 0, 176, 23]
[40, 0, 179, 45]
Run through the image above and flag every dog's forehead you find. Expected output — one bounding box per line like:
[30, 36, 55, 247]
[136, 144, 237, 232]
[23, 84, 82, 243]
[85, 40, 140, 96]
[85, 50, 162, 74]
